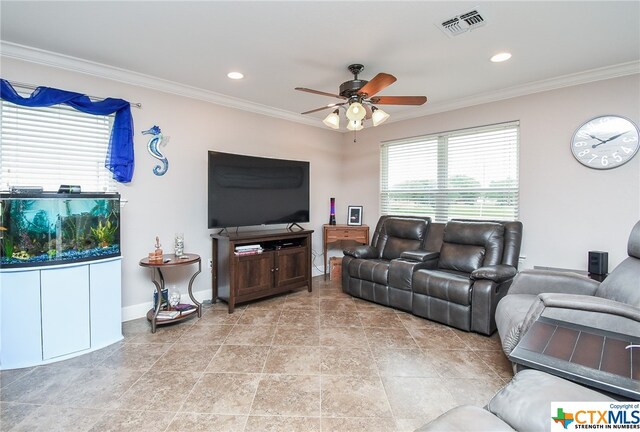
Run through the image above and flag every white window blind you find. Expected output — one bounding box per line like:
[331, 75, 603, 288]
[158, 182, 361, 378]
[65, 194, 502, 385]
[0, 101, 116, 192]
[381, 122, 519, 222]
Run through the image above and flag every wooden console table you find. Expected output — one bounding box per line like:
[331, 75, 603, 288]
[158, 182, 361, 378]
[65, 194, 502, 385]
[509, 316, 640, 399]
[139, 253, 202, 333]
[211, 229, 313, 313]
[323, 224, 369, 279]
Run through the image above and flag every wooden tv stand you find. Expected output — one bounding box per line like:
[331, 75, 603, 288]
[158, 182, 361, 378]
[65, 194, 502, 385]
[211, 228, 313, 313]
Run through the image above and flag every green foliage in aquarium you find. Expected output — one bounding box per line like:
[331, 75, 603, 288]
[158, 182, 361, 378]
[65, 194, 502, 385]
[91, 219, 118, 247]
[1, 232, 12, 258]
[61, 214, 96, 251]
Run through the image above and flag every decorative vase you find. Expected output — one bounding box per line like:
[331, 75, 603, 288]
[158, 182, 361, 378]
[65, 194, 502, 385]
[169, 290, 181, 309]
[174, 233, 184, 256]
[329, 198, 336, 225]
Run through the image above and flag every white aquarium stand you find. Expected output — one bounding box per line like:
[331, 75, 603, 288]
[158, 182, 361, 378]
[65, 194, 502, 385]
[0, 257, 123, 370]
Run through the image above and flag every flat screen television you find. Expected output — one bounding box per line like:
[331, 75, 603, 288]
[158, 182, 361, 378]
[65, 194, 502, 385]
[208, 151, 310, 228]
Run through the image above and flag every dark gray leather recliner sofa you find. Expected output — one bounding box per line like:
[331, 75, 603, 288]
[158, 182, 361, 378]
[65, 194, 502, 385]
[342, 217, 523, 335]
[341, 215, 433, 311]
[412, 220, 523, 335]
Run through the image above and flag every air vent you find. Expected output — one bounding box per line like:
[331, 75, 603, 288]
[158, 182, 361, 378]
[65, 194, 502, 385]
[438, 8, 486, 37]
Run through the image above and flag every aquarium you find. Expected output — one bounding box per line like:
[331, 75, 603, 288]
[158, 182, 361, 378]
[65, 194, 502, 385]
[0, 192, 120, 268]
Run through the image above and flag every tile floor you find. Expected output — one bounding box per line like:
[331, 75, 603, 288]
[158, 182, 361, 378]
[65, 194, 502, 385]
[0, 276, 513, 432]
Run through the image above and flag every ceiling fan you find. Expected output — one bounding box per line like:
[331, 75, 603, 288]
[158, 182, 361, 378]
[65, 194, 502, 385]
[295, 64, 427, 130]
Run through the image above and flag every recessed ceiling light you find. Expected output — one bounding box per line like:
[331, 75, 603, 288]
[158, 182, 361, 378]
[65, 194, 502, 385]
[227, 72, 244, 80]
[490, 52, 512, 63]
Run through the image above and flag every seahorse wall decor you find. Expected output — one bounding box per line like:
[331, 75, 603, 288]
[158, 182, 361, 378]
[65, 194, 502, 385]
[142, 125, 169, 176]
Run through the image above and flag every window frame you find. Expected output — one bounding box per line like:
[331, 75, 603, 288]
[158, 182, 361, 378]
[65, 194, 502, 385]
[380, 121, 520, 223]
[0, 98, 116, 193]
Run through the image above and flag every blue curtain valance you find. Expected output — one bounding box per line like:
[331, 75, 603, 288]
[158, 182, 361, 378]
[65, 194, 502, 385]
[0, 79, 135, 183]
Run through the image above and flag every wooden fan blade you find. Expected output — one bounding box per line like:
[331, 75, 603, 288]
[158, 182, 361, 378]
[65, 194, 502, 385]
[364, 104, 373, 120]
[295, 87, 347, 100]
[369, 96, 427, 105]
[357, 73, 397, 98]
[301, 103, 345, 115]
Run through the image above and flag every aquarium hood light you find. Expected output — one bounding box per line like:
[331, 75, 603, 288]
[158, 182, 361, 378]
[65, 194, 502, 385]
[57, 185, 81, 193]
[10, 186, 43, 194]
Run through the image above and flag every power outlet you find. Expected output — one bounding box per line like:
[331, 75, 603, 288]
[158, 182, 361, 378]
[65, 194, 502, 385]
[208, 259, 213, 269]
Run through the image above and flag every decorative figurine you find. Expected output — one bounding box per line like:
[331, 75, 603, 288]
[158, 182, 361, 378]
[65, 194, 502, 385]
[142, 125, 169, 176]
[148, 236, 163, 263]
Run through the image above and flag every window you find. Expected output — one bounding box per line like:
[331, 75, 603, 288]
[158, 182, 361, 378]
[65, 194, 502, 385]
[0, 101, 116, 192]
[381, 122, 519, 222]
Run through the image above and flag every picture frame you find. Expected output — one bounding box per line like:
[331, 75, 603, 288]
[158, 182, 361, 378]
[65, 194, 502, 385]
[347, 205, 363, 226]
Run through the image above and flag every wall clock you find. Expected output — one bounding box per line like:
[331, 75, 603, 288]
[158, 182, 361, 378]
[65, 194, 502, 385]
[571, 115, 639, 169]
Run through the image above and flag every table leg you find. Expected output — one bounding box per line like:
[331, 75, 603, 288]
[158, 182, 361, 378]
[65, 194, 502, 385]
[187, 259, 203, 317]
[211, 238, 218, 303]
[150, 268, 165, 333]
[323, 240, 328, 280]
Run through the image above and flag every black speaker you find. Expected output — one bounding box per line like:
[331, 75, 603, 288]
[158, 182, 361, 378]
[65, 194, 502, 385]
[588, 251, 608, 275]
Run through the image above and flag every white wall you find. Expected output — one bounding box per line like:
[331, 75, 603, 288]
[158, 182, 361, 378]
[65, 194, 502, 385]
[340, 74, 640, 271]
[1, 58, 343, 319]
[4, 56, 639, 318]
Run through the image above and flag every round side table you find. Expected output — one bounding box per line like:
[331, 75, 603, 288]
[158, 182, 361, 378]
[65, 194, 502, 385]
[139, 253, 202, 333]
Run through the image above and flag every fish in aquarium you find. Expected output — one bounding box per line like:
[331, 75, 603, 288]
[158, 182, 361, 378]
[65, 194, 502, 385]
[0, 192, 121, 268]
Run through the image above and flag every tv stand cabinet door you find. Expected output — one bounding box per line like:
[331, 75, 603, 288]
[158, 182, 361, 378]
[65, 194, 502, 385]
[235, 252, 275, 300]
[275, 246, 308, 289]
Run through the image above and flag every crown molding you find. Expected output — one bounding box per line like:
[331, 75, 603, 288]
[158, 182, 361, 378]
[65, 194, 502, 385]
[2, 41, 638, 130]
[388, 61, 640, 124]
[0, 41, 321, 128]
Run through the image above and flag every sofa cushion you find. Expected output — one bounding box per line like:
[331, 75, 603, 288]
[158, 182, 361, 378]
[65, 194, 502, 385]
[415, 405, 514, 431]
[378, 217, 429, 260]
[487, 370, 614, 432]
[438, 243, 486, 273]
[595, 256, 640, 308]
[439, 221, 505, 272]
[347, 258, 389, 285]
[413, 269, 473, 306]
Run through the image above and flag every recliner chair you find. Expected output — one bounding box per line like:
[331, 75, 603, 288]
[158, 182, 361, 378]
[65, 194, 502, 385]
[411, 220, 523, 335]
[496, 219, 640, 356]
[342, 215, 432, 311]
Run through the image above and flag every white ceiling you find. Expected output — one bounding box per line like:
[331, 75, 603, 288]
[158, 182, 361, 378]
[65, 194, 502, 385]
[1, 1, 639, 126]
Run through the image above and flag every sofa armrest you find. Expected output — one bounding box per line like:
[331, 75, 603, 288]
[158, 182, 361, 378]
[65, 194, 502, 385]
[507, 269, 600, 296]
[389, 257, 436, 291]
[343, 245, 378, 259]
[400, 249, 439, 262]
[520, 293, 640, 341]
[471, 265, 517, 283]
[538, 293, 640, 322]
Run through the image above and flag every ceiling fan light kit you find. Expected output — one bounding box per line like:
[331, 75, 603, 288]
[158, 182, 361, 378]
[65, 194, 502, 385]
[296, 64, 427, 132]
[346, 101, 366, 121]
[322, 109, 340, 129]
[346, 119, 364, 131]
[371, 106, 390, 127]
